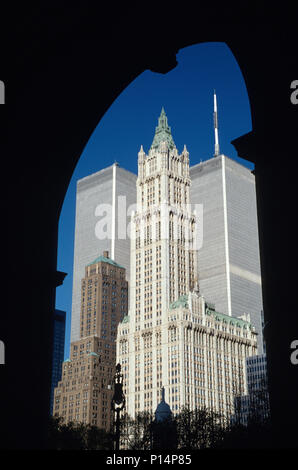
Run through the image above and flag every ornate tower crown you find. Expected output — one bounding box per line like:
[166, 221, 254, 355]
[150, 107, 176, 151]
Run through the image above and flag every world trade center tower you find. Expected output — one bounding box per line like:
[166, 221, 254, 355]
[70, 164, 136, 342]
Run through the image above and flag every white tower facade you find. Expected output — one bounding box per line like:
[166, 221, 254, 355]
[70, 164, 137, 342]
[190, 156, 264, 353]
[116, 109, 257, 419]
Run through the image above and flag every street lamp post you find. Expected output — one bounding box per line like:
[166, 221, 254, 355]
[111, 363, 125, 451]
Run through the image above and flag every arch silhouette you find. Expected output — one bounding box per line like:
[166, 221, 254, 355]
[1, 4, 297, 450]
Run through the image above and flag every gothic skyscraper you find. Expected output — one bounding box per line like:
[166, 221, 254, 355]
[116, 109, 257, 418]
[130, 106, 198, 326]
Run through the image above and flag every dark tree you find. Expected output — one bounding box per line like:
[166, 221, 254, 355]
[151, 417, 178, 450]
[176, 406, 225, 450]
[48, 416, 113, 450]
[119, 411, 153, 450]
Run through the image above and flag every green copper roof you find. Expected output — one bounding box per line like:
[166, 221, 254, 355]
[122, 315, 130, 323]
[169, 295, 189, 310]
[150, 107, 176, 151]
[88, 352, 99, 357]
[87, 255, 124, 269]
[169, 295, 251, 329]
[205, 307, 251, 329]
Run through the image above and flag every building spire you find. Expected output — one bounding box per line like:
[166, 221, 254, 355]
[213, 90, 220, 157]
[150, 107, 176, 151]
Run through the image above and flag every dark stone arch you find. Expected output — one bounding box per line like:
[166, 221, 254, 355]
[0, 3, 297, 450]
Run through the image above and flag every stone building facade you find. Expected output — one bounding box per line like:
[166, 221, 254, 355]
[116, 109, 258, 419]
[53, 252, 128, 430]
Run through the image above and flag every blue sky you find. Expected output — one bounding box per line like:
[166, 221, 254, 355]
[55, 42, 254, 359]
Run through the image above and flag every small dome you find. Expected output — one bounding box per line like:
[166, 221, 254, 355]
[155, 387, 172, 423]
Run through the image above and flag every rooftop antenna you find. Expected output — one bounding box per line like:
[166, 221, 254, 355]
[213, 90, 220, 157]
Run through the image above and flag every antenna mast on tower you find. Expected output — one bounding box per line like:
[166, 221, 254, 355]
[213, 90, 220, 157]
